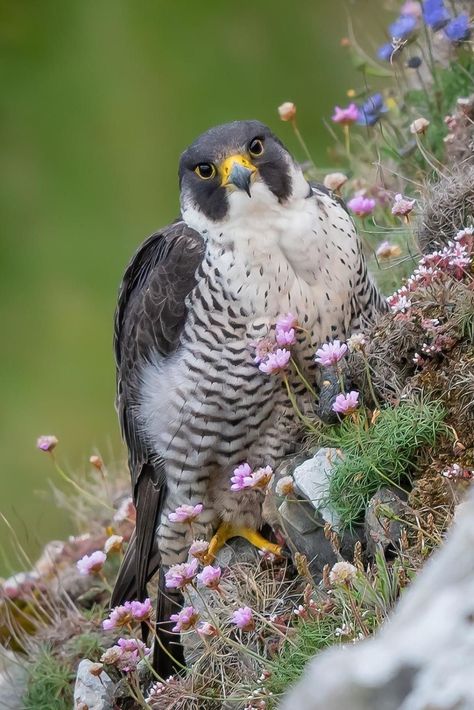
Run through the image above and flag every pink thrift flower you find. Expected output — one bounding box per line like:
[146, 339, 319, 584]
[230, 463, 273, 491]
[103, 602, 133, 631]
[315, 340, 348, 366]
[101, 638, 150, 673]
[276, 327, 296, 346]
[168, 503, 203, 524]
[259, 348, 291, 374]
[332, 391, 360, 415]
[253, 337, 276, 364]
[197, 621, 219, 637]
[130, 598, 152, 621]
[113, 497, 136, 523]
[197, 565, 222, 590]
[36, 435, 58, 452]
[391, 193, 415, 218]
[165, 559, 199, 589]
[189, 539, 210, 561]
[232, 606, 255, 632]
[231, 462, 254, 491]
[332, 103, 359, 125]
[76, 550, 106, 576]
[276, 312, 298, 332]
[348, 195, 376, 217]
[170, 606, 199, 632]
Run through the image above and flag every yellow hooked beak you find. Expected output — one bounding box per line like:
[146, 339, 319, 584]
[220, 154, 256, 197]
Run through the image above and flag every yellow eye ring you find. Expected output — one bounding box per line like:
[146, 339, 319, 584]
[194, 163, 216, 180]
[249, 138, 264, 157]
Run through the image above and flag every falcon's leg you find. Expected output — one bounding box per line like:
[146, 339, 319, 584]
[204, 522, 282, 564]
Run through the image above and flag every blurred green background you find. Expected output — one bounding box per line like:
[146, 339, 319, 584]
[0, 0, 389, 574]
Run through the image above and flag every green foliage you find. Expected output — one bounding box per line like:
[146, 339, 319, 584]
[267, 551, 409, 704]
[65, 631, 104, 663]
[319, 400, 446, 527]
[267, 615, 343, 699]
[23, 645, 74, 710]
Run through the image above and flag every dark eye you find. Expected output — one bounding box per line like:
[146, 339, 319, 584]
[194, 163, 216, 180]
[249, 138, 264, 157]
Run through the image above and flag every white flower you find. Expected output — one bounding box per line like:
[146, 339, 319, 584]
[329, 561, 357, 586]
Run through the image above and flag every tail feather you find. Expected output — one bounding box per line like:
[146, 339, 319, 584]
[152, 568, 185, 676]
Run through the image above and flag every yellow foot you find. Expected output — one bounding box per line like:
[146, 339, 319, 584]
[203, 522, 282, 564]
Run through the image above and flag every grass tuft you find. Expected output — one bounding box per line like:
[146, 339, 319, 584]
[317, 400, 446, 528]
[23, 645, 74, 710]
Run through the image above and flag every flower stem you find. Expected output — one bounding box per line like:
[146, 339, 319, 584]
[283, 375, 319, 433]
[50, 454, 115, 512]
[290, 357, 317, 399]
[291, 119, 316, 168]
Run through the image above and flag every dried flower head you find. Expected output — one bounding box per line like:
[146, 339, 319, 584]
[329, 560, 357, 585]
[323, 172, 348, 192]
[376, 240, 402, 259]
[197, 621, 219, 637]
[275, 475, 295, 496]
[278, 102, 296, 122]
[36, 435, 58, 452]
[347, 333, 367, 352]
[89, 454, 103, 470]
[104, 534, 123, 554]
[410, 117, 430, 134]
[101, 638, 150, 673]
[189, 539, 210, 562]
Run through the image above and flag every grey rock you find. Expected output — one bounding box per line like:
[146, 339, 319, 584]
[276, 449, 364, 582]
[293, 448, 343, 529]
[281, 491, 474, 710]
[73, 659, 115, 710]
[0, 651, 28, 710]
[365, 487, 408, 556]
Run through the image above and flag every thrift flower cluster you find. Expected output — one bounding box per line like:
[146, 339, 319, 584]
[230, 463, 274, 492]
[388, 228, 473, 314]
[254, 312, 298, 375]
[315, 338, 361, 416]
[101, 638, 150, 673]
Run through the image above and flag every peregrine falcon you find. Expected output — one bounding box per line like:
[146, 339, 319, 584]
[111, 120, 385, 667]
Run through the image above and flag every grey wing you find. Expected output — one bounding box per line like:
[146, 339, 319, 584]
[111, 220, 205, 606]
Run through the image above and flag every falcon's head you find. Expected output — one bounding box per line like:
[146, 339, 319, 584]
[178, 120, 310, 233]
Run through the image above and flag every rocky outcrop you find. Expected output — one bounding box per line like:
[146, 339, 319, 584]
[280, 490, 474, 710]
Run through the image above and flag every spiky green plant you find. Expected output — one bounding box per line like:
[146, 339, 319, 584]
[23, 645, 74, 710]
[318, 399, 446, 527]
